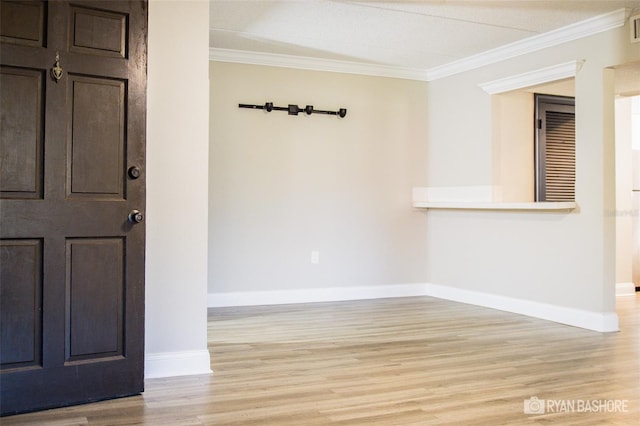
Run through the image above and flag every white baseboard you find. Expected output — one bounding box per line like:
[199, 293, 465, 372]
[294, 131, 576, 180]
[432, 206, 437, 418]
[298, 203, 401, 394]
[208, 283, 430, 307]
[423, 283, 619, 332]
[616, 282, 636, 296]
[208, 283, 619, 332]
[145, 349, 212, 379]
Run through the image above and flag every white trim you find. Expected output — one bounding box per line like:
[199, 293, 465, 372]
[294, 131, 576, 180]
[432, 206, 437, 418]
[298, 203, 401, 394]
[209, 48, 429, 81]
[423, 283, 619, 332]
[478, 60, 584, 95]
[209, 10, 627, 82]
[411, 186, 576, 211]
[413, 201, 576, 211]
[145, 350, 212, 379]
[616, 282, 637, 296]
[425, 8, 628, 81]
[208, 283, 430, 307]
[209, 283, 618, 332]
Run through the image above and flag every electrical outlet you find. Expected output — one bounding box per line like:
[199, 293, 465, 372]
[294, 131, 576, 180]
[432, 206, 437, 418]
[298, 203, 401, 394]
[311, 250, 320, 264]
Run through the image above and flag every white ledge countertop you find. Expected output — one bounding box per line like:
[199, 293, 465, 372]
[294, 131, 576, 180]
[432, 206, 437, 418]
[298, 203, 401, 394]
[412, 201, 577, 211]
[411, 187, 577, 211]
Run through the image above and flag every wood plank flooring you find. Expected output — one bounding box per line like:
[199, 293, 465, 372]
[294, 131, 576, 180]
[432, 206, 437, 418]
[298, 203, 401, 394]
[3, 295, 639, 425]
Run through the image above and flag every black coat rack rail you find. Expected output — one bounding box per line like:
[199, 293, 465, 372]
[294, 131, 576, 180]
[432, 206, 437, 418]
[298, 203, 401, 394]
[239, 102, 347, 118]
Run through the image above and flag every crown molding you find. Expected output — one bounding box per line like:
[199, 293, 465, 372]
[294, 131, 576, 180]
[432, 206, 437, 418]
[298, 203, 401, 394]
[209, 8, 628, 82]
[425, 8, 628, 81]
[478, 60, 584, 95]
[209, 48, 429, 81]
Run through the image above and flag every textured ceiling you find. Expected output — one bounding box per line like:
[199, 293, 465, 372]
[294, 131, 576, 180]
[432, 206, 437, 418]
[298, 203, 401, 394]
[210, 0, 640, 71]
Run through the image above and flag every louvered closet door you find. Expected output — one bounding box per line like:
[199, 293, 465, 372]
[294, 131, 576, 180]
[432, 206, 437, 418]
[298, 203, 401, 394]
[535, 96, 575, 202]
[543, 110, 575, 201]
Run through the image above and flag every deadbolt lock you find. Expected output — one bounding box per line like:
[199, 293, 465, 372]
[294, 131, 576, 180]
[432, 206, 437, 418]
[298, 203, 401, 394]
[128, 166, 141, 179]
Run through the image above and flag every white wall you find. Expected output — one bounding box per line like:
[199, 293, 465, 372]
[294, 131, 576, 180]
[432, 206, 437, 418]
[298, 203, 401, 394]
[632, 97, 640, 287]
[424, 22, 639, 331]
[491, 90, 534, 202]
[145, 0, 211, 378]
[615, 96, 633, 289]
[208, 62, 429, 304]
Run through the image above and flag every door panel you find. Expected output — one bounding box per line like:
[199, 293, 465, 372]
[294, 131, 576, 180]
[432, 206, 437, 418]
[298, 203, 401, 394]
[67, 238, 124, 361]
[70, 5, 127, 57]
[68, 75, 125, 197]
[0, 0, 147, 416]
[0, 0, 46, 47]
[0, 67, 45, 199]
[0, 239, 43, 370]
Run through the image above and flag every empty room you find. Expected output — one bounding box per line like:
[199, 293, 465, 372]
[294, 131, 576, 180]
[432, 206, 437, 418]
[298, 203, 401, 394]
[1, 0, 639, 424]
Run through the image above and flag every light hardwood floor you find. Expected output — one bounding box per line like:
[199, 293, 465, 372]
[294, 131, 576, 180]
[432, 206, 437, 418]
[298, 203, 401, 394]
[3, 295, 639, 425]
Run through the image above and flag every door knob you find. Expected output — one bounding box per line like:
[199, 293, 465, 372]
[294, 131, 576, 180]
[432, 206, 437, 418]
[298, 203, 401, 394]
[128, 210, 144, 224]
[128, 166, 141, 179]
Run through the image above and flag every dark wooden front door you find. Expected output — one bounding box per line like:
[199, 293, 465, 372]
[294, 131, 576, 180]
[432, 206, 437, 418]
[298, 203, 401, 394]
[0, 0, 147, 415]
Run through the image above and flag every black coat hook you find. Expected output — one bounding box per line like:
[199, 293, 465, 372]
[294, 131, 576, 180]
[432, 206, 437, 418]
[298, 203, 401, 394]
[239, 102, 347, 118]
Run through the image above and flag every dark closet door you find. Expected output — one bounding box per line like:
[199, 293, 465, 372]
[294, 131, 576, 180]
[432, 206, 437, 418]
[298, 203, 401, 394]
[535, 94, 575, 202]
[0, 0, 147, 415]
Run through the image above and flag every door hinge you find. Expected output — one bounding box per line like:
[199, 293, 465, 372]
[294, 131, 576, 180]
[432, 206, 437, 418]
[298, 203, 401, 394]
[537, 119, 542, 129]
